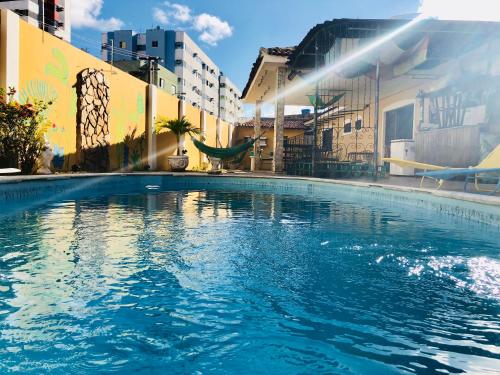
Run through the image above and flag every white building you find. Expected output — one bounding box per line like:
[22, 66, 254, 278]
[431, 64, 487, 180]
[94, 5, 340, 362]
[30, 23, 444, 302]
[174, 31, 221, 115]
[102, 28, 243, 122]
[219, 75, 242, 124]
[0, 0, 71, 42]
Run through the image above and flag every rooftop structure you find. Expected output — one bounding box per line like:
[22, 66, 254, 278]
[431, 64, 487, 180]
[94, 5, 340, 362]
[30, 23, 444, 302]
[0, 0, 71, 41]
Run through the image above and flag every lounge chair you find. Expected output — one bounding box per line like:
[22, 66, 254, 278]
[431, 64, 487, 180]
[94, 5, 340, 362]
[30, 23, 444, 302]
[0, 168, 21, 176]
[416, 145, 500, 194]
[382, 158, 447, 188]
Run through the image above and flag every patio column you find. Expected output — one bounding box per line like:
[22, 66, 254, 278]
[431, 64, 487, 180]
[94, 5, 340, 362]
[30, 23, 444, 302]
[0, 9, 19, 100]
[146, 84, 157, 171]
[251, 100, 262, 172]
[273, 67, 286, 173]
[200, 110, 207, 164]
[216, 118, 222, 147]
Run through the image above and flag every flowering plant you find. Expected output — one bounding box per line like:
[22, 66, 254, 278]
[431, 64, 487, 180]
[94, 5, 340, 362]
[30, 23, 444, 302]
[0, 87, 53, 174]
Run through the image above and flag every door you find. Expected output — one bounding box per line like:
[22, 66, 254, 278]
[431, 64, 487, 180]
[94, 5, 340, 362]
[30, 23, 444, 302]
[384, 104, 414, 157]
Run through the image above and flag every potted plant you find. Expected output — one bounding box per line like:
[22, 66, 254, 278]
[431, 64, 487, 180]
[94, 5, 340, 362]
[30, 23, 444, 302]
[156, 116, 201, 172]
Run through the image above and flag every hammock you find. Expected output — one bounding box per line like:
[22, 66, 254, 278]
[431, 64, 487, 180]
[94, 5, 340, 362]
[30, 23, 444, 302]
[307, 92, 345, 109]
[192, 137, 256, 160]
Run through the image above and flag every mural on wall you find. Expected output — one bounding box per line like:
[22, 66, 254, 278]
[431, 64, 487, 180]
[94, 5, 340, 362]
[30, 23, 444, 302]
[45, 48, 69, 86]
[76, 68, 110, 172]
[19, 80, 58, 105]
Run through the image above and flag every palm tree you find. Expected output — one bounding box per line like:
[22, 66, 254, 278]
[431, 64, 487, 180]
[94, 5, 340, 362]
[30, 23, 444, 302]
[156, 116, 201, 156]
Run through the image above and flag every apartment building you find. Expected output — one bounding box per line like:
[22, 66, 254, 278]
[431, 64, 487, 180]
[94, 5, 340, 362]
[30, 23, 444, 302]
[102, 27, 242, 120]
[219, 75, 242, 124]
[0, 0, 71, 41]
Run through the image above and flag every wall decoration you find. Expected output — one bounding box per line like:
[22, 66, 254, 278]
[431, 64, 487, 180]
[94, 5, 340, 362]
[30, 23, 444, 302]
[19, 80, 58, 105]
[137, 93, 145, 114]
[76, 68, 110, 172]
[45, 48, 69, 85]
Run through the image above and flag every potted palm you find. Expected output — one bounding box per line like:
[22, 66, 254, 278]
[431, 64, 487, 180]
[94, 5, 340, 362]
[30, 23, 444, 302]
[156, 116, 201, 172]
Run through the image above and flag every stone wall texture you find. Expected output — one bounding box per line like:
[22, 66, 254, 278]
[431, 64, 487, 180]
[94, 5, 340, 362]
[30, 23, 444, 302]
[76, 68, 110, 172]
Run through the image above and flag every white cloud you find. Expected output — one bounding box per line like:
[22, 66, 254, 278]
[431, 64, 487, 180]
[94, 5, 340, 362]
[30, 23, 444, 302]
[153, 7, 169, 25]
[72, 0, 124, 31]
[418, 0, 500, 21]
[168, 3, 191, 22]
[152, 3, 233, 46]
[194, 13, 233, 46]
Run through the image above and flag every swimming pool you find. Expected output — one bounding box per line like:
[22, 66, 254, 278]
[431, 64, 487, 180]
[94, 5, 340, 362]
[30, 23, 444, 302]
[0, 175, 499, 374]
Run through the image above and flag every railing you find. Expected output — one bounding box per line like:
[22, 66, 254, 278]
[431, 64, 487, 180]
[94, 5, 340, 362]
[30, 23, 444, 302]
[284, 134, 378, 178]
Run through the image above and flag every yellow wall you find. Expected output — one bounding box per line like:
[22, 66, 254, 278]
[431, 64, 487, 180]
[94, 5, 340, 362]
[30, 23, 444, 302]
[220, 120, 230, 147]
[183, 103, 203, 170]
[156, 89, 179, 170]
[18, 21, 148, 171]
[205, 114, 217, 147]
[9, 17, 232, 173]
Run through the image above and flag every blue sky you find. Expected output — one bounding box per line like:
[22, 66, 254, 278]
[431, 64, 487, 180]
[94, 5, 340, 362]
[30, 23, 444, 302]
[72, 0, 423, 91]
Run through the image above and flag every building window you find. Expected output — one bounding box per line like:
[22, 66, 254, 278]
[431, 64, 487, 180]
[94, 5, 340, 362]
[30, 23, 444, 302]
[159, 78, 165, 88]
[343, 121, 352, 135]
[355, 118, 362, 131]
[152, 41, 159, 48]
[175, 42, 184, 49]
[119, 41, 126, 49]
[322, 128, 333, 151]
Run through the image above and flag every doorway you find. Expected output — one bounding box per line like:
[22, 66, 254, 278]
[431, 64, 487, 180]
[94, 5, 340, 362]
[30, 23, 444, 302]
[384, 104, 414, 157]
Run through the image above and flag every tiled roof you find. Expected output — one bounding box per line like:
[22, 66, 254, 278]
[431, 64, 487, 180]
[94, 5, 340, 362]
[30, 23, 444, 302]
[235, 114, 312, 130]
[241, 46, 295, 100]
[266, 47, 295, 57]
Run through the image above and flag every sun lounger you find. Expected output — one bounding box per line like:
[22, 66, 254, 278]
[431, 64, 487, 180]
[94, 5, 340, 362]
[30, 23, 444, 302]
[416, 145, 500, 194]
[381, 158, 447, 187]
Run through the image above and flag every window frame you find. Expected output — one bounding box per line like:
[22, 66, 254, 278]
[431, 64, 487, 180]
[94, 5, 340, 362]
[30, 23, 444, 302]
[343, 120, 352, 135]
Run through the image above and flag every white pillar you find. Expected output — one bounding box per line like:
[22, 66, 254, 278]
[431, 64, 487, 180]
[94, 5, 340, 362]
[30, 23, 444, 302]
[178, 99, 186, 119]
[200, 110, 207, 164]
[273, 67, 286, 173]
[0, 9, 20, 100]
[251, 100, 262, 172]
[146, 84, 157, 170]
[216, 118, 222, 147]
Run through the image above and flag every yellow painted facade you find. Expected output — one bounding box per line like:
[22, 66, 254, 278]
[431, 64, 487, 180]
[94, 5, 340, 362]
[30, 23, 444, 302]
[183, 103, 203, 170]
[18, 21, 148, 170]
[156, 89, 180, 170]
[7, 16, 223, 172]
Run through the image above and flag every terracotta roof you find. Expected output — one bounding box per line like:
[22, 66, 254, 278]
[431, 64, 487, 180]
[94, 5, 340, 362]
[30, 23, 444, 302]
[235, 114, 312, 130]
[241, 47, 295, 100]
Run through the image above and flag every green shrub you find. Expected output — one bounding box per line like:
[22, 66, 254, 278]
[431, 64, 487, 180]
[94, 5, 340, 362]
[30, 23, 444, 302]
[0, 88, 52, 174]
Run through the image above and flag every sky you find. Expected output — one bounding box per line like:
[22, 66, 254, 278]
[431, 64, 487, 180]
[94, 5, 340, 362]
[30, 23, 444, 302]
[71, 0, 500, 116]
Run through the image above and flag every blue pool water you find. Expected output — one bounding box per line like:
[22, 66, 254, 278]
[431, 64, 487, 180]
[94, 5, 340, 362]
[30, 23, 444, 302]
[0, 177, 499, 374]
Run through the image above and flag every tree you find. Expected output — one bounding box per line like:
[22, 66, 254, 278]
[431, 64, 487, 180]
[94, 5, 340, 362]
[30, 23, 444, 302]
[156, 116, 202, 156]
